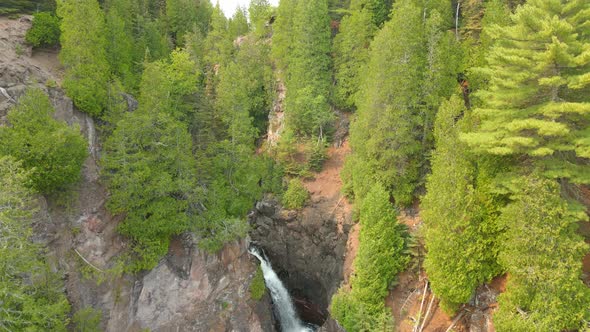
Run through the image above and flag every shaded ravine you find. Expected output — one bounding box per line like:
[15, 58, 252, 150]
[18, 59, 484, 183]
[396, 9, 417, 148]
[249, 246, 315, 332]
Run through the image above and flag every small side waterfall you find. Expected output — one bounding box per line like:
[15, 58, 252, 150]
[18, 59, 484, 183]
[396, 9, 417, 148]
[249, 246, 315, 332]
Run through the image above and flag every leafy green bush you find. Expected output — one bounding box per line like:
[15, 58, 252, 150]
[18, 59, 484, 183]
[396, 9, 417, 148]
[0, 88, 88, 193]
[282, 178, 309, 209]
[249, 266, 266, 300]
[72, 307, 102, 332]
[331, 184, 408, 331]
[307, 140, 327, 172]
[26, 12, 60, 47]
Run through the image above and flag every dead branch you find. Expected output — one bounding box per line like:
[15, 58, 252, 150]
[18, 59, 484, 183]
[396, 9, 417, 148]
[74, 248, 104, 273]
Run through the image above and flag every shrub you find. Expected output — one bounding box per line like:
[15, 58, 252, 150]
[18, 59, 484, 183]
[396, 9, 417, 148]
[249, 266, 266, 300]
[282, 178, 309, 209]
[72, 307, 102, 332]
[26, 12, 60, 47]
[307, 140, 327, 172]
[0, 88, 88, 193]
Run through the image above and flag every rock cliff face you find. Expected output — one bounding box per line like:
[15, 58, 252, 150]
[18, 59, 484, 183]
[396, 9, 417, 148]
[0, 16, 274, 332]
[250, 197, 350, 327]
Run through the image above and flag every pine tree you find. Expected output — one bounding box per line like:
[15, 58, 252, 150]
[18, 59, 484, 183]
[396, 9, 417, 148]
[285, 0, 334, 137]
[138, 49, 201, 122]
[102, 109, 197, 271]
[57, 0, 110, 117]
[105, 0, 138, 91]
[249, 0, 272, 37]
[271, 0, 297, 73]
[494, 175, 590, 331]
[461, 0, 590, 183]
[228, 6, 249, 39]
[349, 0, 392, 27]
[347, 0, 425, 205]
[332, 7, 375, 110]
[166, 0, 211, 46]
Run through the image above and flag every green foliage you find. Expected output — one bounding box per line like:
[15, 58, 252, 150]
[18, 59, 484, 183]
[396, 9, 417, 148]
[282, 178, 309, 209]
[285, 0, 334, 137]
[0, 156, 70, 331]
[102, 110, 196, 271]
[307, 140, 328, 172]
[57, 0, 110, 117]
[333, 8, 375, 110]
[461, 0, 590, 183]
[249, 266, 266, 300]
[203, 5, 232, 70]
[72, 307, 102, 332]
[25, 12, 60, 47]
[248, 0, 272, 37]
[104, 0, 139, 91]
[349, 0, 393, 27]
[216, 37, 273, 136]
[331, 185, 408, 330]
[347, 0, 424, 206]
[229, 7, 249, 39]
[139, 49, 201, 122]
[0, 88, 88, 193]
[494, 175, 590, 331]
[166, 0, 212, 46]
[346, 0, 462, 206]
[422, 96, 503, 313]
[271, 0, 296, 73]
[0, 0, 55, 15]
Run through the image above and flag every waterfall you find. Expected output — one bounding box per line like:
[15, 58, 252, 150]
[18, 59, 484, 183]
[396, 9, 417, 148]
[249, 247, 314, 332]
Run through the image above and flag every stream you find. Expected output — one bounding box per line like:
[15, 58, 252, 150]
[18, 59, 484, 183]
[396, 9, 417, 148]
[249, 246, 317, 332]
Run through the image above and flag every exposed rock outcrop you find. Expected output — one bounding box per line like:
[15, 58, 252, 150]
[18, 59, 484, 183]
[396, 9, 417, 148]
[0, 16, 274, 332]
[250, 197, 350, 326]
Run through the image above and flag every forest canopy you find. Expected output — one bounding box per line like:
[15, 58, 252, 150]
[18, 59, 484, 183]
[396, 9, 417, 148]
[1, 0, 589, 330]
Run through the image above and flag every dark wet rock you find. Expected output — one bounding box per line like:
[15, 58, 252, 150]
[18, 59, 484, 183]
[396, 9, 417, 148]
[249, 196, 349, 326]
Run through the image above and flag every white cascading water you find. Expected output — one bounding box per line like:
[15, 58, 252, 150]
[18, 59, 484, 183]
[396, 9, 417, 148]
[249, 247, 314, 332]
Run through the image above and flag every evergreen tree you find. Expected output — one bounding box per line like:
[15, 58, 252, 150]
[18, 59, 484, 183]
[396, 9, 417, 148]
[102, 110, 197, 271]
[494, 175, 590, 331]
[105, 0, 138, 91]
[422, 96, 502, 313]
[461, 0, 590, 183]
[285, 0, 333, 137]
[248, 0, 272, 37]
[421, 10, 462, 153]
[57, 0, 110, 117]
[347, 0, 425, 205]
[331, 184, 407, 331]
[0, 157, 70, 331]
[349, 0, 392, 27]
[138, 49, 201, 122]
[271, 0, 296, 73]
[0, 89, 88, 193]
[166, 0, 212, 46]
[332, 7, 375, 110]
[203, 4, 232, 96]
[228, 6, 249, 39]
[217, 37, 273, 136]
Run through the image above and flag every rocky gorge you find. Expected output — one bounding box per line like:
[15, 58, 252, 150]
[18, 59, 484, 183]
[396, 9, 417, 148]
[0, 16, 351, 331]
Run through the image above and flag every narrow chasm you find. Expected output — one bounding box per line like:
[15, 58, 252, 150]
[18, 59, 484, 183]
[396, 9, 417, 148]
[249, 197, 351, 328]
